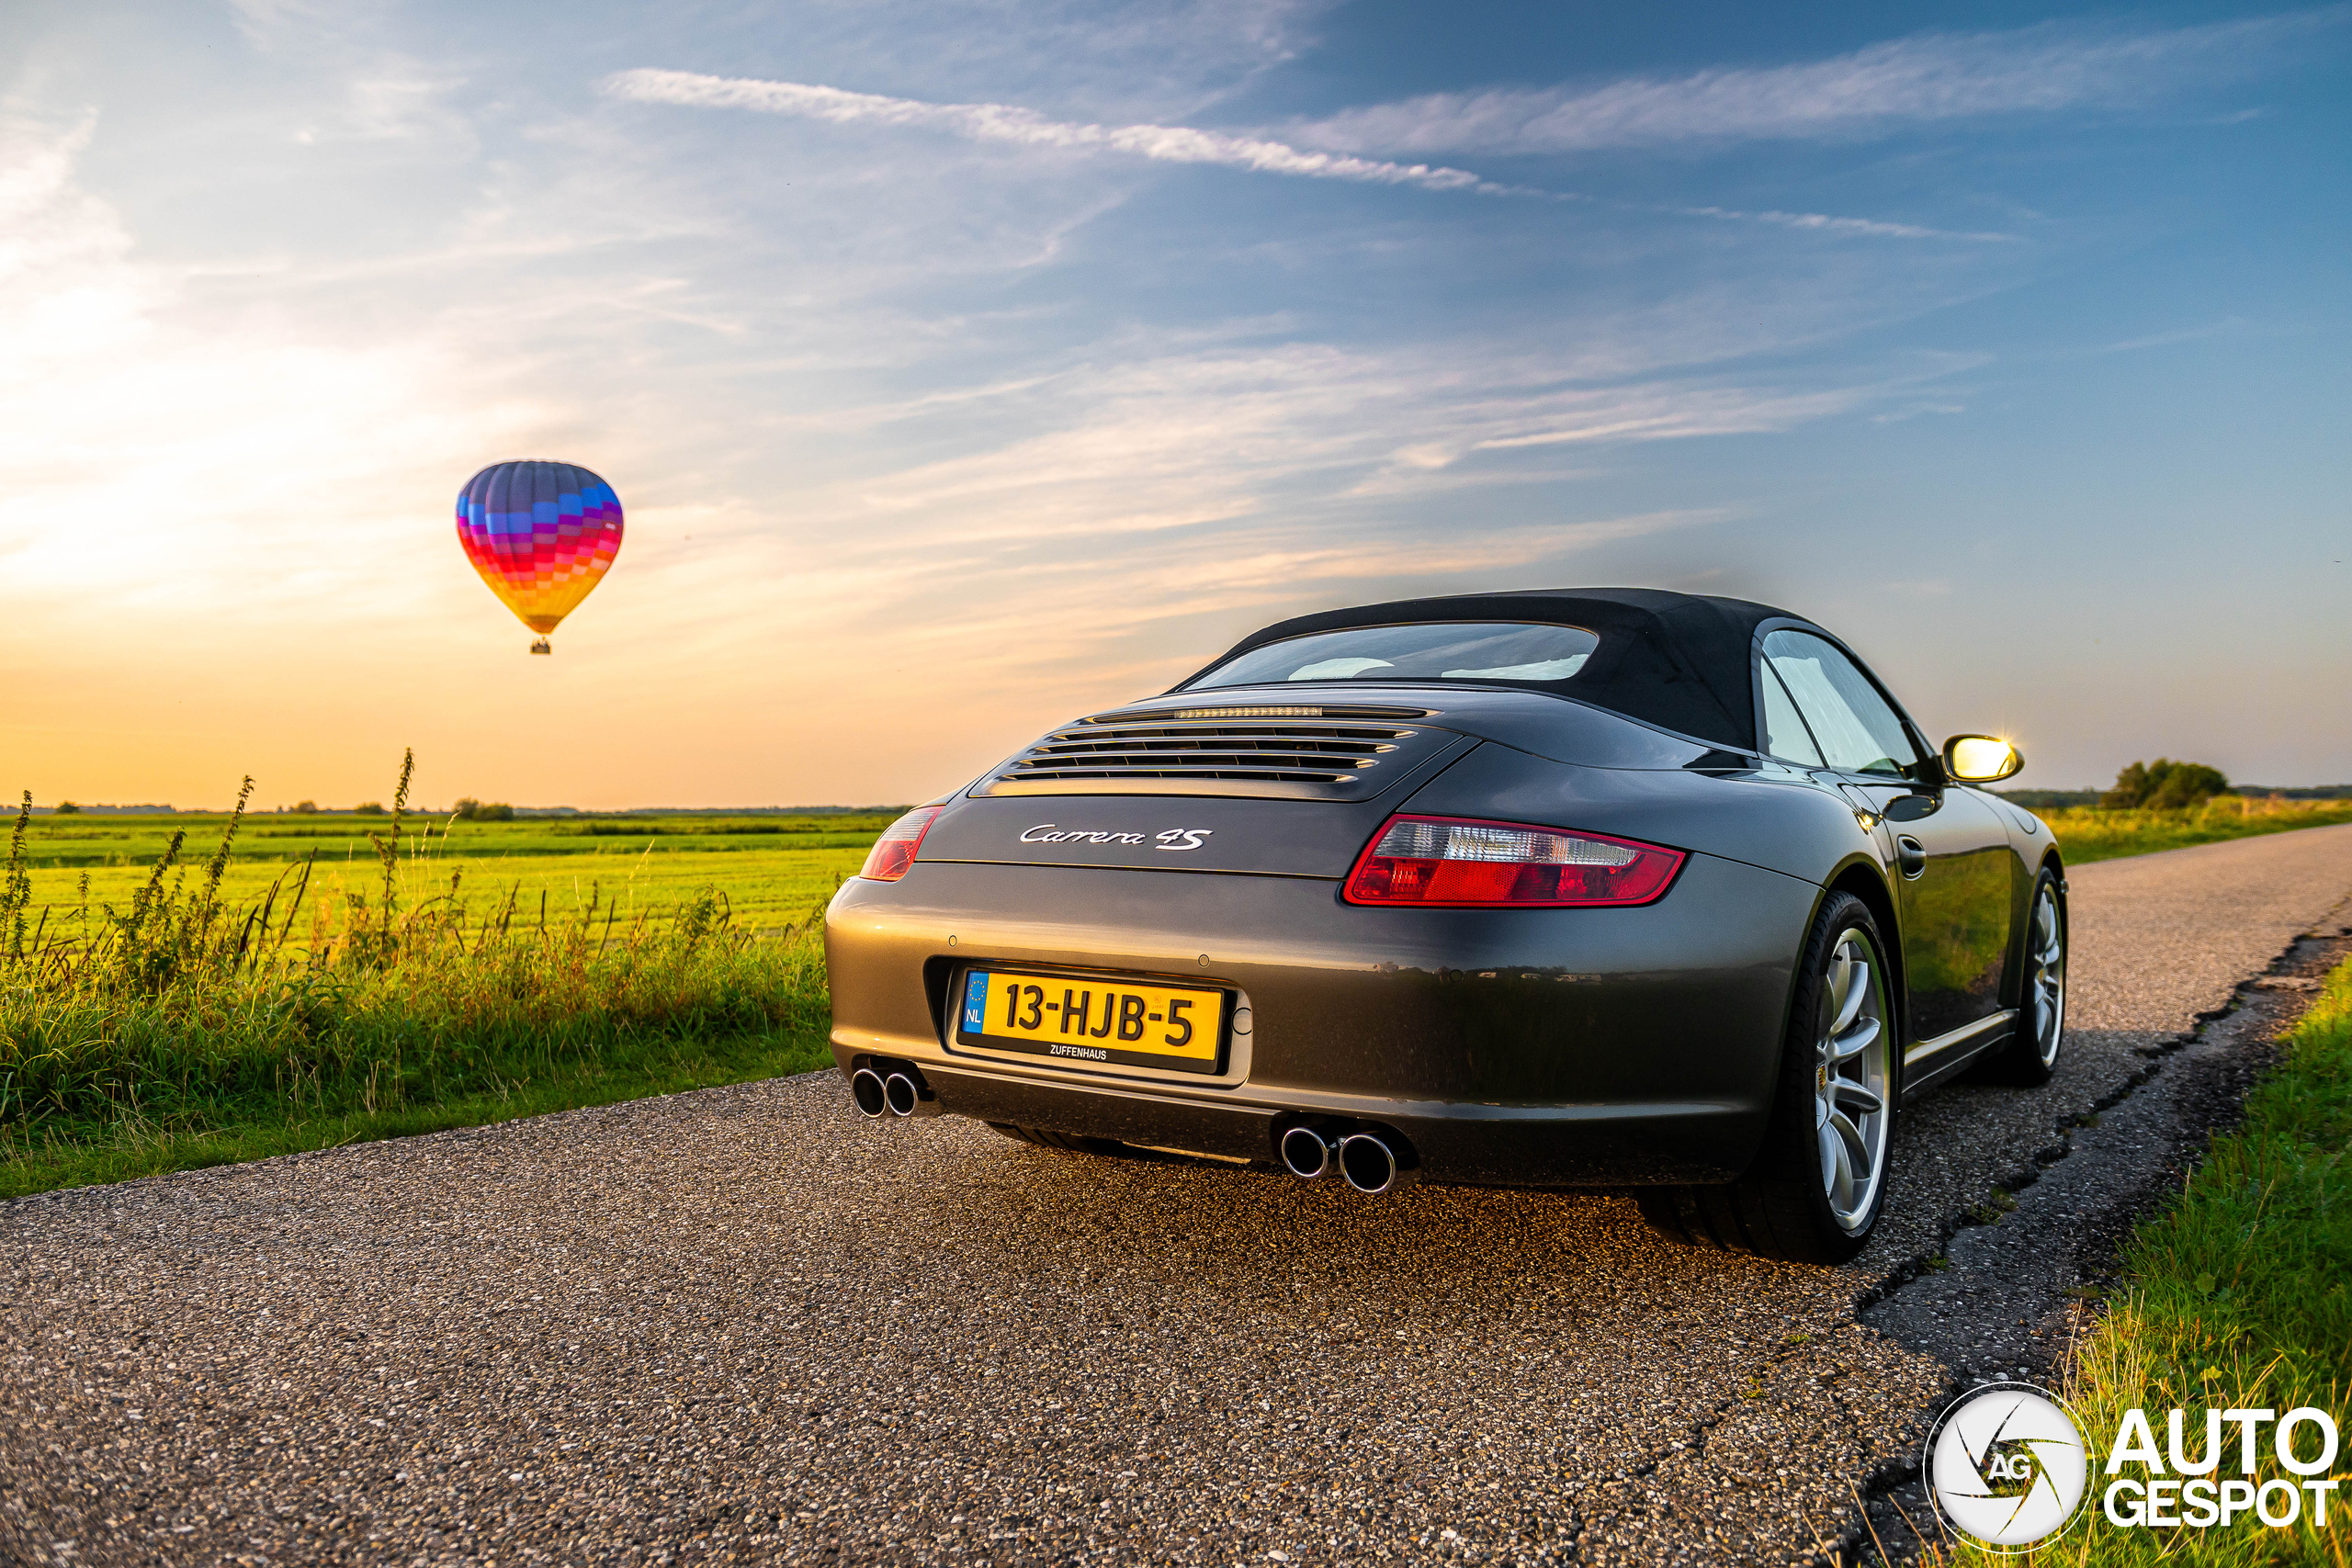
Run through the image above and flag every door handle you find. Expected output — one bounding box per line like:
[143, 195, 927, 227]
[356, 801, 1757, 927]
[1895, 835, 1927, 879]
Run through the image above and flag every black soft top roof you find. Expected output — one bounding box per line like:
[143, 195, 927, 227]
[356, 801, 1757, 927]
[1185, 587, 1820, 751]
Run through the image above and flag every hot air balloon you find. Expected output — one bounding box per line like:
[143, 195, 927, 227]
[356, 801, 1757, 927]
[455, 460, 623, 654]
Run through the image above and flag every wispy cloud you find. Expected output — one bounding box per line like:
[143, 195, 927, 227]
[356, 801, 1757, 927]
[1670, 206, 2018, 243]
[2098, 318, 2245, 354]
[782, 344, 1864, 552]
[1290, 9, 2346, 154]
[603, 68, 1506, 193]
[602, 68, 2007, 240]
[1467, 387, 1869, 452]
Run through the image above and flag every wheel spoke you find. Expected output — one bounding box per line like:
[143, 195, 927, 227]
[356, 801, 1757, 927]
[1830, 957, 1871, 1034]
[1828, 1015, 1881, 1066]
[1834, 1079, 1884, 1116]
[2035, 897, 2063, 965]
[1830, 1108, 1871, 1175]
[1824, 949, 1853, 1033]
[1820, 1123, 1853, 1210]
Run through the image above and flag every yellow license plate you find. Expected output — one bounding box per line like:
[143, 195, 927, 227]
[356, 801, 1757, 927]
[956, 969, 1227, 1075]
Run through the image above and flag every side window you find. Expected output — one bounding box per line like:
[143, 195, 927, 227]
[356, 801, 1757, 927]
[1761, 630, 1917, 777]
[1758, 663, 1824, 766]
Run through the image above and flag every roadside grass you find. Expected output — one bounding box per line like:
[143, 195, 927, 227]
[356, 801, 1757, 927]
[0, 1028, 832, 1200]
[1, 765, 849, 1201]
[1951, 955, 2352, 1566]
[2042, 796, 2352, 867]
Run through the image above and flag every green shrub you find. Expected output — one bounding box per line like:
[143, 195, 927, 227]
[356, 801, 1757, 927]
[2101, 759, 2230, 811]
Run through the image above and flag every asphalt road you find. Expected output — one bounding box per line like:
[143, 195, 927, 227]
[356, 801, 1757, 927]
[6, 824, 2351, 1567]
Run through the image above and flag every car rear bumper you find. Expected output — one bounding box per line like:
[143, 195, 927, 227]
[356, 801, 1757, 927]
[824, 855, 1818, 1186]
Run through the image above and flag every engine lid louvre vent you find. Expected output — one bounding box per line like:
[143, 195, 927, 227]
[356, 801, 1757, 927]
[1102, 704, 1433, 724]
[975, 706, 1459, 801]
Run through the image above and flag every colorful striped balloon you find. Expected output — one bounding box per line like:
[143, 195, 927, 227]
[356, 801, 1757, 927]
[455, 461, 623, 652]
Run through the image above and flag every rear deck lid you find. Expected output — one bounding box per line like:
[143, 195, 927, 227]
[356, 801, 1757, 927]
[925, 685, 1719, 876]
[935, 702, 1472, 875]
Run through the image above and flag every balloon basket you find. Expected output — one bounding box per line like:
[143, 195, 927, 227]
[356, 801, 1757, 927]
[529, 638, 552, 656]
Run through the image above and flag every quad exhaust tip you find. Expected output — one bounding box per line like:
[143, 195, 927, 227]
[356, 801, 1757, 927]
[1280, 1125, 1333, 1179]
[884, 1072, 922, 1118]
[850, 1067, 888, 1119]
[1337, 1132, 1413, 1195]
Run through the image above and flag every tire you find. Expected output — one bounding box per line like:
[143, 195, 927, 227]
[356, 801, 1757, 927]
[985, 1122, 1124, 1154]
[1973, 864, 2067, 1086]
[1634, 891, 1897, 1265]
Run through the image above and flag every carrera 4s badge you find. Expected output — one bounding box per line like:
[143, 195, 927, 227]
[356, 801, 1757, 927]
[1018, 825, 1215, 851]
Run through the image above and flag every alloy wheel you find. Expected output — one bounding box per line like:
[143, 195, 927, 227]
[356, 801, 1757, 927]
[2027, 881, 2066, 1068]
[1815, 928, 1892, 1234]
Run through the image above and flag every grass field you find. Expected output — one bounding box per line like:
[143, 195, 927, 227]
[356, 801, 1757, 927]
[6, 808, 905, 940]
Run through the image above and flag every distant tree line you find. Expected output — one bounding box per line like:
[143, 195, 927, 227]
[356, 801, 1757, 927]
[268, 798, 513, 818]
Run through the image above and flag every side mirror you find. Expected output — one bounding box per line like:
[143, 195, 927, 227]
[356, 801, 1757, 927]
[1942, 734, 2022, 784]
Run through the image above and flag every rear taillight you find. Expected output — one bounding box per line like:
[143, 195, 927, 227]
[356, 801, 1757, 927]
[1342, 815, 1684, 908]
[858, 806, 944, 882]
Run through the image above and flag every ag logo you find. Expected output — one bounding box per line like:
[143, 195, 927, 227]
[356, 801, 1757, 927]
[1923, 1382, 2089, 1551]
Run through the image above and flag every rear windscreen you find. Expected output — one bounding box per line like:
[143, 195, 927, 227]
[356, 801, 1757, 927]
[1185, 622, 1600, 691]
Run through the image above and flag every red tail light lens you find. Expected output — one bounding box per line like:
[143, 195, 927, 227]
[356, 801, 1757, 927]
[1343, 815, 1684, 908]
[858, 806, 944, 882]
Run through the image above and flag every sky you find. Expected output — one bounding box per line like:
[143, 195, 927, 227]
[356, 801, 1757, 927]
[2, 0, 2346, 809]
